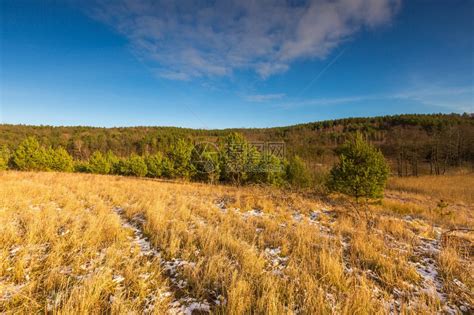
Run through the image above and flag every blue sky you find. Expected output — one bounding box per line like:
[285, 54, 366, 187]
[1, 0, 473, 128]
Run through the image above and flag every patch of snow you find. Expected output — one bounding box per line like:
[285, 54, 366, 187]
[29, 205, 41, 211]
[46, 291, 64, 311]
[460, 305, 469, 313]
[143, 290, 174, 313]
[452, 278, 467, 290]
[292, 212, 304, 222]
[242, 209, 264, 218]
[59, 266, 72, 275]
[214, 295, 226, 306]
[162, 258, 196, 275]
[325, 292, 336, 309]
[58, 227, 70, 236]
[309, 211, 320, 221]
[340, 237, 352, 274]
[113, 206, 216, 313]
[169, 297, 211, 315]
[112, 274, 125, 284]
[9, 245, 22, 257]
[0, 283, 26, 302]
[215, 201, 226, 212]
[412, 238, 446, 300]
[408, 236, 464, 313]
[264, 247, 288, 275]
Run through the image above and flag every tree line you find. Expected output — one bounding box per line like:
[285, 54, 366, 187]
[1, 131, 392, 213]
[1, 113, 473, 176]
[0, 133, 311, 188]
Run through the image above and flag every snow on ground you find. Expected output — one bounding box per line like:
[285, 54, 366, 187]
[169, 298, 211, 315]
[292, 212, 304, 222]
[0, 283, 27, 303]
[413, 238, 444, 298]
[242, 209, 264, 218]
[264, 247, 289, 276]
[213, 200, 473, 313]
[113, 206, 213, 314]
[410, 236, 464, 314]
[9, 245, 22, 257]
[309, 211, 320, 222]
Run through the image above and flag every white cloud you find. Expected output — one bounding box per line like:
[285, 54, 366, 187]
[246, 93, 286, 102]
[88, 0, 400, 80]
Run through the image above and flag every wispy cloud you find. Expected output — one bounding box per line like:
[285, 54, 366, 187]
[279, 86, 474, 112]
[87, 0, 400, 80]
[245, 93, 286, 102]
[393, 86, 474, 112]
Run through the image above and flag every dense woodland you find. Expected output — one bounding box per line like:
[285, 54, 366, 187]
[1, 113, 473, 176]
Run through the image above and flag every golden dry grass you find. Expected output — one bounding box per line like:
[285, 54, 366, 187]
[387, 174, 474, 205]
[0, 171, 472, 314]
[382, 174, 474, 229]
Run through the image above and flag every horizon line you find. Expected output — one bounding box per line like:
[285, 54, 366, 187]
[1, 112, 472, 131]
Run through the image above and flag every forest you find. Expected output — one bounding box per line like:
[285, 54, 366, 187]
[1, 113, 473, 177]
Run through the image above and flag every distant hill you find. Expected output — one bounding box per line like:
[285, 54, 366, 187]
[1, 113, 473, 175]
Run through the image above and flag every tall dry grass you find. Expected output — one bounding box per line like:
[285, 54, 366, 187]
[387, 174, 474, 205]
[1, 171, 472, 314]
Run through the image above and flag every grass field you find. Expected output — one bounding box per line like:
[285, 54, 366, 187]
[1, 171, 472, 314]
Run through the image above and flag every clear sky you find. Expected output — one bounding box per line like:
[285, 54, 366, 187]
[1, 0, 473, 128]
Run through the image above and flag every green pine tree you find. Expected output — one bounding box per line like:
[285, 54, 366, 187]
[167, 139, 194, 179]
[145, 152, 164, 178]
[87, 151, 111, 174]
[12, 137, 50, 171]
[191, 145, 220, 183]
[328, 133, 389, 201]
[49, 147, 74, 172]
[253, 153, 285, 186]
[218, 132, 251, 185]
[160, 156, 174, 178]
[286, 155, 311, 188]
[118, 154, 148, 177]
[105, 150, 120, 174]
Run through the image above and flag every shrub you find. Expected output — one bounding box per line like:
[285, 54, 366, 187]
[105, 150, 120, 174]
[49, 147, 74, 172]
[218, 133, 252, 185]
[0, 145, 10, 170]
[286, 155, 311, 188]
[145, 152, 164, 178]
[74, 160, 89, 173]
[118, 154, 148, 177]
[327, 133, 389, 201]
[252, 154, 286, 186]
[167, 139, 194, 179]
[87, 151, 111, 174]
[11, 137, 51, 171]
[160, 156, 175, 179]
[191, 148, 220, 183]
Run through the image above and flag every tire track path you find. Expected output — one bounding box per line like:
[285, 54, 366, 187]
[113, 207, 212, 314]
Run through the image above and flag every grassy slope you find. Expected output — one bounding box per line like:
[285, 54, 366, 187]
[0, 171, 472, 313]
